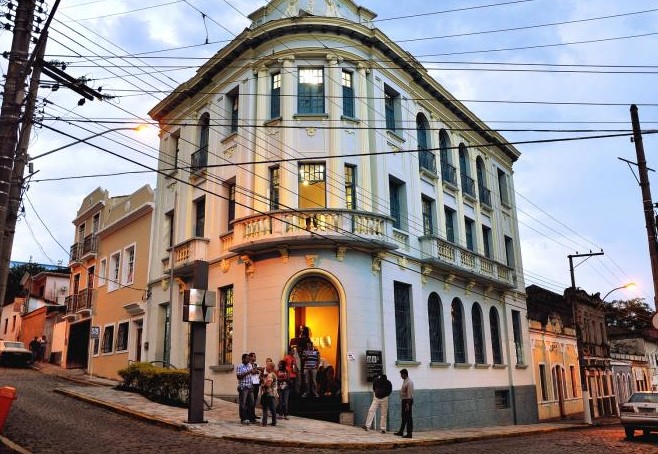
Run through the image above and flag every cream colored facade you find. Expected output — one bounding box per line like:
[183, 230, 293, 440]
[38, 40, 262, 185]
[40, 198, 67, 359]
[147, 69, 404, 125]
[89, 185, 154, 380]
[146, 0, 536, 429]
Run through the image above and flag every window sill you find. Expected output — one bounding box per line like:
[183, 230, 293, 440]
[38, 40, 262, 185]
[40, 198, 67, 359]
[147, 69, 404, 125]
[293, 113, 329, 120]
[164, 169, 179, 180]
[395, 360, 420, 367]
[221, 132, 238, 144]
[474, 363, 491, 369]
[453, 362, 472, 369]
[386, 130, 405, 143]
[480, 201, 493, 211]
[492, 364, 507, 369]
[264, 116, 282, 126]
[442, 180, 459, 192]
[340, 115, 359, 123]
[420, 168, 438, 181]
[463, 192, 477, 202]
[429, 362, 450, 368]
[210, 364, 235, 373]
[515, 364, 529, 369]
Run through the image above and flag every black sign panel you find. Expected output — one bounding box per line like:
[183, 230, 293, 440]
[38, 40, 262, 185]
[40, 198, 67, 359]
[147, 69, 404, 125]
[365, 350, 383, 382]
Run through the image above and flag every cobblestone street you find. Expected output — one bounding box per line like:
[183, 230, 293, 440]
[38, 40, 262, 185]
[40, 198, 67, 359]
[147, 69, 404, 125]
[0, 367, 656, 453]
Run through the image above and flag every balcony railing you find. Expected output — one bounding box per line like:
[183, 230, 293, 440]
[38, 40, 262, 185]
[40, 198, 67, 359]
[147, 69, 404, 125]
[461, 173, 476, 198]
[162, 237, 210, 274]
[419, 150, 436, 174]
[82, 234, 98, 256]
[65, 288, 94, 314]
[441, 162, 457, 186]
[222, 209, 395, 255]
[419, 236, 516, 288]
[69, 243, 81, 263]
[479, 185, 492, 207]
[191, 146, 208, 173]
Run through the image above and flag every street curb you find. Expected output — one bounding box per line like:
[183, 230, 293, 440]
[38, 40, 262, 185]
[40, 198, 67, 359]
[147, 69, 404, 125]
[0, 435, 31, 454]
[54, 388, 187, 432]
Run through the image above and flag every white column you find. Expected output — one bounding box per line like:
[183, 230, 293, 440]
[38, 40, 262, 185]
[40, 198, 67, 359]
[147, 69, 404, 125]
[356, 63, 372, 213]
[279, 56, 296, 209]
[253, 66, 269, 213]
[326, 54, 342, 208]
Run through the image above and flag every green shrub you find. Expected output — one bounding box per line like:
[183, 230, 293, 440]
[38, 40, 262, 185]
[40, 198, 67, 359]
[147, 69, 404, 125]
[117, 362, 189, 407]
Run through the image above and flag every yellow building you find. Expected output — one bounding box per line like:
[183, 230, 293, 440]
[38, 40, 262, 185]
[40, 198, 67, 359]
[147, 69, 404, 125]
[527, 285, 584, 420]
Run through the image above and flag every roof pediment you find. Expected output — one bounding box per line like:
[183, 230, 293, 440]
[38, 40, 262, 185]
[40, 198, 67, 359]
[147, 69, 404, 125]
[248, 0, 376, 28]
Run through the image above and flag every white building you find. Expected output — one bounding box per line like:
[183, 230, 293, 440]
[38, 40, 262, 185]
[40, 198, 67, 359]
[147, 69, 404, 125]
[145, 0, 536, 429]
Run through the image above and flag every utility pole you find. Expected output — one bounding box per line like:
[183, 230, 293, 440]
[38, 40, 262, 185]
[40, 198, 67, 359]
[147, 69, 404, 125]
[0, 0, 36, 266]
[0, 31, 48, 306]
[630, 104, 658, 311]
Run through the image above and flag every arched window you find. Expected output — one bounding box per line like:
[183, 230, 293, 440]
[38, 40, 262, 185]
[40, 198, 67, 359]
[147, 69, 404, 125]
[192, 113, 210, 171]
[489, 307, 503, 364]
[417, 114, 435, 173]
[476, 156, 491, 206]
[428, 292, 444, 363]
[439, 129, 456, 185]
[472, 303, 485, 364]
[452, 299, 466, 363]
[459, 143, 475, 197]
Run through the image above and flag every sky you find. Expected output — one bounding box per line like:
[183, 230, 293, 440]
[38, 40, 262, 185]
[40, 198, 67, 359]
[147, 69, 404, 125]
[1, 0, 656, 308]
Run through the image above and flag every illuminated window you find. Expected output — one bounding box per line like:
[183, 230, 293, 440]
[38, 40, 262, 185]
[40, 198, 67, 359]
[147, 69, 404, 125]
[298, 163, 326, 208]
[298, 68, 324, 114]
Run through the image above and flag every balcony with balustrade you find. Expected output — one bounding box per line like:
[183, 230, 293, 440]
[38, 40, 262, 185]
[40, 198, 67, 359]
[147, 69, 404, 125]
[64, 288, 94, 318]
[479, 184, 492, 208]
[441, 162, 457, 187]
[419, 150, 437, 176]
[190, 146, 208, 174]
[69, 234, 98, 264]
[162, 237, 210, 277]
[221, 209, 398, 256]
[418, 236, 516, 290]
[461, 173, 476, 200]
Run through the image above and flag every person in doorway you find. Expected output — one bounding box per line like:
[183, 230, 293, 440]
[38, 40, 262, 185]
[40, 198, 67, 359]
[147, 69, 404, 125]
[301, 341, 320, 398]
[363, 373, 393, 433]
[260, 362, 278, 426]
[394, 369, 414, 438]
[276, 360, 290, 419]
[236, 353, 256, 424]
[39, 336, 47, 362]
[283, 346, 299, 397]
[29, 337, 39, 363]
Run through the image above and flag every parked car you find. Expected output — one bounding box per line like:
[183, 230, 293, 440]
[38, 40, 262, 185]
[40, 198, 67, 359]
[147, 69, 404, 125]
[620, 391, 658, 439]
[0, 340, 33, 367]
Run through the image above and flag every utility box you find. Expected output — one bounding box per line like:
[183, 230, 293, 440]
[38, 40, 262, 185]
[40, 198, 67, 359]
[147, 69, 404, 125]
[0, 386, 16, 433]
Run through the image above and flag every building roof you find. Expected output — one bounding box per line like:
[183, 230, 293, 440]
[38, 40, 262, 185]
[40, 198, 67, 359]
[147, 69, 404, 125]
[526, 284, 574, 328]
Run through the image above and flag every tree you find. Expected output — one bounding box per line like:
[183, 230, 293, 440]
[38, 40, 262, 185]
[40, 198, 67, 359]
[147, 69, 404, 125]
[603, 298, 653, 332]
[5, 262, 46, 305]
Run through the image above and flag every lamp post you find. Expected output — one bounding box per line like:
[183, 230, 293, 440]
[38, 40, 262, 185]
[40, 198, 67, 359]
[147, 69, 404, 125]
[601, 283, 636, 303]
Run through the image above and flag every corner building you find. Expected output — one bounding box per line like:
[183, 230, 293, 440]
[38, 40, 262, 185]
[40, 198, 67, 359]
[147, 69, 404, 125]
[146, 0, 537, 429]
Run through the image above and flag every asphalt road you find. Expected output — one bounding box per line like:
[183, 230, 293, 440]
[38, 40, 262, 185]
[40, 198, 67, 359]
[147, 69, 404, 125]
[0, 367, 656, 453]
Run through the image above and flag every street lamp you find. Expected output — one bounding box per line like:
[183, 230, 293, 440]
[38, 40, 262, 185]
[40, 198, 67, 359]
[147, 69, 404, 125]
[28, 126, 145, 161]
[601, 283, 636, 303]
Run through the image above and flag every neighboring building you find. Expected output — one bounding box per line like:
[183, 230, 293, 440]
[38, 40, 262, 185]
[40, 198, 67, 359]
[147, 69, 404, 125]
[64, 187, 110, 369]
[146, 0, 535, 429]
[89, 185, 153, 380]
[608, 327, 658, 401]
[0, 297, 24, 342]
[564, 288, 617, 418]
[526, 285, 583, 421]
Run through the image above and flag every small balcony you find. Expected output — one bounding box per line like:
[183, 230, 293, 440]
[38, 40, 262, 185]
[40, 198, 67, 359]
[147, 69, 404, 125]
[65, 288, 94, 315]
[69, 234, 98, 264]
[461, 173, 476, 199]
[191, 147, 208, 173]
[418, 236, 516, 289]
[441, 162, 457, 187]
[162, 237, 210, 276]
[419, 150, 437, 175]
[479, 185, 492, 207]
[224, 209, 397, 255]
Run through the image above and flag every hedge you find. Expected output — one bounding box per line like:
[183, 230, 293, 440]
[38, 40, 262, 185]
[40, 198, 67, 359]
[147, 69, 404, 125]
[117, 362, 189, 407]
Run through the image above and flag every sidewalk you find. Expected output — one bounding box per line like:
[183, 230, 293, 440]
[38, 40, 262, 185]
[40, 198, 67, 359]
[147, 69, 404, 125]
[35, 362, 607, 449]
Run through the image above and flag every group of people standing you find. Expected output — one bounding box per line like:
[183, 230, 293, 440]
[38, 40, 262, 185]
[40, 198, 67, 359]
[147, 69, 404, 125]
[362, 368, 414, 439]
[28, 336, 47, 363]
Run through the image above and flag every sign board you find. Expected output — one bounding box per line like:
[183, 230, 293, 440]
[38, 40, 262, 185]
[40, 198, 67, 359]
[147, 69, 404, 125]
[183, 289, 217, 323]
[365, 350, 383, 382]
[90, 326, 100, 339]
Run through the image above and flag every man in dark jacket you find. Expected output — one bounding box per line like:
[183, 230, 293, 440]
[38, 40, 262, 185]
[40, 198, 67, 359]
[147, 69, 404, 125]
[362, 373, 393, 433]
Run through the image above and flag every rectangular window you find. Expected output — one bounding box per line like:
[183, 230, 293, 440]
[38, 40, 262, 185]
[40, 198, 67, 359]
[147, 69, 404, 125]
[482, 226, 492, 258]
[108, 252, 120, 292]
[444, 206, 456, 243]
[539, 364, 549, 401]
[194, 197, 205, 237]
[98, 258, 107, 286]
[228, 87, 239, 133]
[271, 72, 281, 118]
[512, 310, 524, 365]
[165, 210, 174, 248]
[495, 390, 510, 409]
[92, 213, 100, 233]
[465, 217, 475, 251]
[269, 166, 280, 210]
[92, 337, 100, 356]
[88, 266, 95, 289]
[298, 68, 324, 114]
[77, 223, 85, 242]
[505, 235, 515, 268]
[422, 196, 434, 236]
[122, 245, 135, 286]
[218, 285, 234, 365]
[116, 321, 129, 352]
[393, 281, 413, 361]
[384, 85, 399, 132]
[389, 177, 406, 230]
[342, 70, 354, 118]
[299, 163, 326, 208]
[101, 325, 115, 354]
[498, 168, 511, 206]
[228, 184, 236, 231]
[570, 365, 579, 398]
[170, 130, 180, 171]
[345, 164, 356, 209]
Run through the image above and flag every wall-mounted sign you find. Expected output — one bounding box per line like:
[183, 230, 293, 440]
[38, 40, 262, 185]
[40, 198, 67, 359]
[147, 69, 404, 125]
[365, 350, 383, 382]
[183, 289, 216, 323]
[90, 326, 100, 339]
